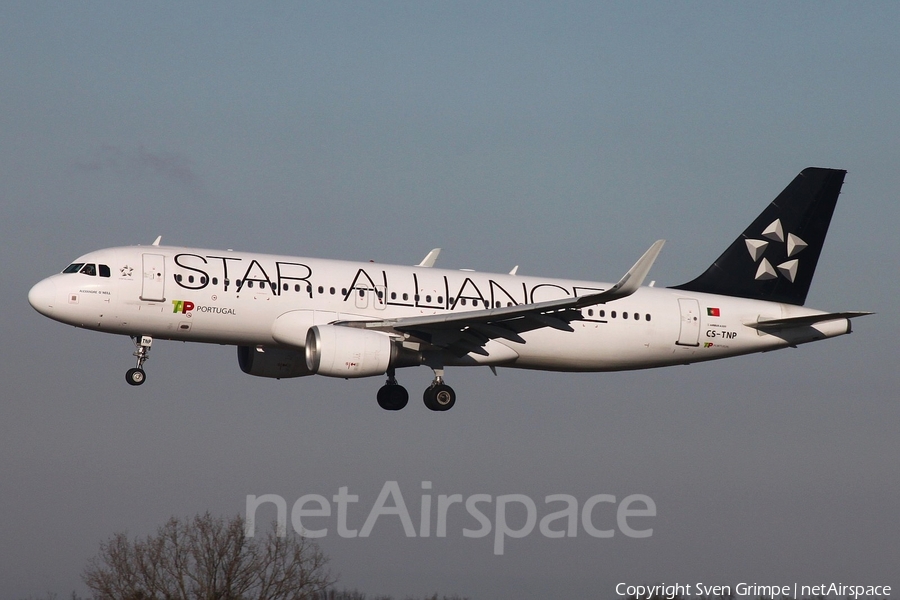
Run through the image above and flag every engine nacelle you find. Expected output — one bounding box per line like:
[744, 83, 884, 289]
[305, 325, 396, 378]
[237, 345, 313, 379]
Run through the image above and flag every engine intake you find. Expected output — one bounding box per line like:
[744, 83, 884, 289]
[305, 325, 396, 378]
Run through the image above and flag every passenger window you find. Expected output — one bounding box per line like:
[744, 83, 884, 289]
[80, 264, 97, 276]
[611, 311, 616, 318]
[212, 277, 218, 285]
[359, 289, 365, 297]
[248, 281, 254, 288]
[646, 314, 651, 322]
[403, 293, 409, 301]
[188, 275, 195, 283]
[588, 309, 594, 316]
[63, 263, 84, 274]
[391, 292, 397, 300]
[318, 286, 324, 294]
[201, 276, 207, 285]
[99, 264, 111, 278]
[437, 296, 443, 303]
[330, 287, 335, 295]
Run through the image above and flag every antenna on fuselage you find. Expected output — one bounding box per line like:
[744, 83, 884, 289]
[152, 236, 162, 246]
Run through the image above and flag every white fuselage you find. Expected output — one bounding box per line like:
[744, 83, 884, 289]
[28, 244, 852, 375]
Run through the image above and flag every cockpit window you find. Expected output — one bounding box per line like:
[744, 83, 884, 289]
[79, 264, 97, 276]
[63, 263, 85, 274]
[99, 264, 111, 278]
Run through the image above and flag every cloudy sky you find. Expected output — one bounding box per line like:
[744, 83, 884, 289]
[2, 3, 898, 598]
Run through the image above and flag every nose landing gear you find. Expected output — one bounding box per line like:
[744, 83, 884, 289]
[126, 335, 152, 386]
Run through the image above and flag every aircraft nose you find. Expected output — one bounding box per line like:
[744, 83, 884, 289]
[28, 278, 57, 316]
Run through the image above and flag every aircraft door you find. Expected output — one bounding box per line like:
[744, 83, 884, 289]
[140, 254, 166, 302]
[676, 298, 701, 346]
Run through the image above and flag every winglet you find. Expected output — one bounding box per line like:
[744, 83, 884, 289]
[152, 235, 162, 246]
[417, 248, 441, 267]
[575, 240, 665, 306]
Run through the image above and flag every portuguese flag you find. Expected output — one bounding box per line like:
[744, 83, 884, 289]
[707, 307, 721, 317]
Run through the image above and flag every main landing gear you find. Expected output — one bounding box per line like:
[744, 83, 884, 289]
[376, 367, 456, 411]
[126, 335, 152, 386]
[376, 369, 409, 411]
[423, 368, 455, 411]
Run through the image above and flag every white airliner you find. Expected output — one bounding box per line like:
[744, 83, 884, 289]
[28, 168, 870, 411]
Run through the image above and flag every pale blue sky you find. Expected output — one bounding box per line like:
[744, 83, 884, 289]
[2, 3, 898, 598]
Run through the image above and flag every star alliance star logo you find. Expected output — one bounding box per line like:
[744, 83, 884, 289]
[744, 218, 806, 283]
[120, 265, 134, 277]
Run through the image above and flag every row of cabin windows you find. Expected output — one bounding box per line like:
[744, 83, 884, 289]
[63, 263, 111, 277]
[175, 274, 286, 291]
[172, 273, 503, 306]
[169, 273, 649, 320]
[585, 308, 651, 322]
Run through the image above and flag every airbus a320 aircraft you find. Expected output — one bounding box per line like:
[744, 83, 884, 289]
[29, 168, 870, 411]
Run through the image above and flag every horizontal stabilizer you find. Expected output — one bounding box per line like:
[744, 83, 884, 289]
[747, 311, 873, 330]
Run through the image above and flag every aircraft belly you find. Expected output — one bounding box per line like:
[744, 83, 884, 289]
[509, 325, 668, 371]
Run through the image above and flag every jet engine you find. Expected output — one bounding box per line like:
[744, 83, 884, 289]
[305, 325, 397, 378]
[237, 345, 313, 379]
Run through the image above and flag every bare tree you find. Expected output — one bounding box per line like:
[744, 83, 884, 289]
[83, 513, 334, 600]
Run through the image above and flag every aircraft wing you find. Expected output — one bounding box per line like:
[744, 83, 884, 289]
[338, 240, 664, 354]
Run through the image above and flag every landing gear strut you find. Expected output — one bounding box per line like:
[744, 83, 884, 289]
[376, 368, 409, 410]
[423, 368, 456, 411]
[126, 335, 152, 386]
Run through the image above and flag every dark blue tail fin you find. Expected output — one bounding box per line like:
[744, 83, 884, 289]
[672, 167, 846, 306]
